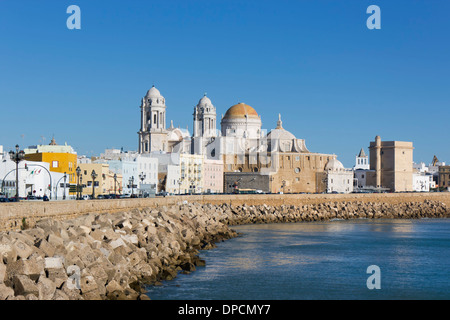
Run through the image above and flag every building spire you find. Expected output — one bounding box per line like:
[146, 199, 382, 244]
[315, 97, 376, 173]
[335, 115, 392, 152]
[276, 113, 283, 129]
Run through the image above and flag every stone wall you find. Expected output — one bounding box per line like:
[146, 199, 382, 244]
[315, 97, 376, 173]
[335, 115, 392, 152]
[1, 192, 450, 232]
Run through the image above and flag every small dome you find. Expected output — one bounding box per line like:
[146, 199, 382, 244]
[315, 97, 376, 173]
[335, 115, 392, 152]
[146, 86, 163, 98]
[325, 159, 345, 171]
[266, 128, 296, 141]
[224, 103, 259, 119]
[198, 95, 212, 106]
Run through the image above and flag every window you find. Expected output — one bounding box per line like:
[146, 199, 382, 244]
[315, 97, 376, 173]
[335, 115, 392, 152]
[295, 156, 300, 161]
[84, 170, 87, 175]
[52, 161, 59, 168]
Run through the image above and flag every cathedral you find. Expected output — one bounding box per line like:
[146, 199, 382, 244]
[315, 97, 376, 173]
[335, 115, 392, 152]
[138, 86, 338, 193]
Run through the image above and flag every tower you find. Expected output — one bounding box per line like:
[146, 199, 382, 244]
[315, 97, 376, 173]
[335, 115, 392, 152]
[138, 86, 169, 153]
[193, 93, 217, 138]
[192, 94, 217, 156]
[354, 148, 370, 170]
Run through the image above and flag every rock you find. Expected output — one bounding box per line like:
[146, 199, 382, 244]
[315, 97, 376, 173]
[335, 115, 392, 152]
[45, 257, 64, 270]
[0, 283, 14, 300]
[38, 277, 56, 300]
[0, 241, 17, 264]
[47, 234, 64, 248]
[0, 263, 6, 284]
[35, 239, 56, 258]
[13, 275, 39, 297]
[13, 240, 34, 260]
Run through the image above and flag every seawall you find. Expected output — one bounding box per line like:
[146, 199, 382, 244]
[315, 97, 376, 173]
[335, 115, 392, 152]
[0, 193, 449, 300]
[2, 192, 450, 232]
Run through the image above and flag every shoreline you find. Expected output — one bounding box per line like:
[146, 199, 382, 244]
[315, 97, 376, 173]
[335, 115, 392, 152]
[0, 199, 449, 300]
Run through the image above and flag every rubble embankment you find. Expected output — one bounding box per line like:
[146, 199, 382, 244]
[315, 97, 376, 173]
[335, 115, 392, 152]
[0, 199, 448, 300]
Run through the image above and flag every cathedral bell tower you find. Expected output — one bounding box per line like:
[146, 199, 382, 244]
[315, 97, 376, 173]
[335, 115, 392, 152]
[138, 86, 168, 153]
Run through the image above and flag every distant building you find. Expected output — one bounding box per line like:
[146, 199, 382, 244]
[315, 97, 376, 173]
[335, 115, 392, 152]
[412, 173, 431, 192]
[24, 137, 78, 193]
[203, 158, 224, 194]
[439, 166, 450, 190]
[354, 148, 370, 170]
[366, 136, 414, 192]
[325, 159, 354, 193]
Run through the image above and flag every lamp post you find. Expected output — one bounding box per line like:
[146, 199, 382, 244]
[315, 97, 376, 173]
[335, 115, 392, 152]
[9, 145, 25, 201]
[91, 170, 98, 199]
[80, 175, 83, 199]
[139, 172, 146, 198]
[63, 172, 67, 200]
[177, 178, 183, 195]
[76, 166, 81, 200]
[129, 176, 135, 197]
[113, 173, 117, 198]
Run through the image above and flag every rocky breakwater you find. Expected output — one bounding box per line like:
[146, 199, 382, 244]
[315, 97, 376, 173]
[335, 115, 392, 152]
[219, 199, 450, 225]
[0, 199, 448, 300]
[0, 203, 236, 300]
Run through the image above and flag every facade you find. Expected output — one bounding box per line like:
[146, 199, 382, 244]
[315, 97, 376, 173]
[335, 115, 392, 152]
[24, 138, 78, 189]
[202, 158, 224, 193]
[219, 114, 335, 194]
[78, 163, 112, 197]
[412, 173, 431, 192]
[366, 136, 414, 192]
[179, 154, 204, 194]
[224, 172, 270, 194]
[105, 158, 138, 196]
[1, 154, 68, 199]
[439, 166, 450, 190]
[325, 159, 354, 193]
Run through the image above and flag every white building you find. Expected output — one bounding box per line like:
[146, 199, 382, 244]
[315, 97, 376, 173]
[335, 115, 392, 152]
[354, 148, 370, 170]
[325, 159, 354, 193]
[412, 172, 432, 192]
[1, 156, 68, 199]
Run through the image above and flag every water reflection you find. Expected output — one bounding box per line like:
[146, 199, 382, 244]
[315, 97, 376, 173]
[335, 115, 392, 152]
[147, 219, 450, 300]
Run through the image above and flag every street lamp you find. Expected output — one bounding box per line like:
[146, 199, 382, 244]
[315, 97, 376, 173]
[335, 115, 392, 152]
[113, 173, 117, 198]
[91, 170, 98, 199]
[139, 172, 146, 198]
[129, 176, 135, 197]
[9, 145, 25, 201]
[76, 166, 81, 200]
[63, 172, 67, 200]
[177, 178, 183, 195]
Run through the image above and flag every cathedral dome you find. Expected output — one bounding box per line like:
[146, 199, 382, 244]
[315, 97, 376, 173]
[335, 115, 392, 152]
[224, 103, 259, 119]
[198, 95, 212, 107]
[325, 159, 344, 171]
[146, 86, 163, 98]
[266, 114, 296, 140]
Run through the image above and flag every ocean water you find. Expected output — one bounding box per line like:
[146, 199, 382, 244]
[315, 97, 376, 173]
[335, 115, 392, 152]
[145, 219, 450, 300]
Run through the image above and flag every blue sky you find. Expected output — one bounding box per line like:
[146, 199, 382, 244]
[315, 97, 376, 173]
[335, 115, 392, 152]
[0, 0, 449, 167]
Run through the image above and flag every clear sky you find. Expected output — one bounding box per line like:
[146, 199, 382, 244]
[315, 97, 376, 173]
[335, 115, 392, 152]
[0, 0, 449, 168]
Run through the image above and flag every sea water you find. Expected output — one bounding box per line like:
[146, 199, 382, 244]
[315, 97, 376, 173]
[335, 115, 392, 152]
[146, 219, 450, 300]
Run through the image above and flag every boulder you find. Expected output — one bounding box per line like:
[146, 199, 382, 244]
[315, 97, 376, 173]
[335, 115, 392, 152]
[38, 277, 56, 300]
[13, 240, 34, 260]
[0, 283, 14, 300]
[13, 275, 39, 297]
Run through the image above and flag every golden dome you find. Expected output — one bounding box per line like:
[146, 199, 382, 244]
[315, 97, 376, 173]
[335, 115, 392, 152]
[224, 103, 259, 119]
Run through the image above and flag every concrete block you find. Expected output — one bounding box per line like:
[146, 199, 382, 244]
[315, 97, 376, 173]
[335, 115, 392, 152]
[0, 283, 14, 300]
[13, 275, 39, 297]
[13, 240, 34, 260]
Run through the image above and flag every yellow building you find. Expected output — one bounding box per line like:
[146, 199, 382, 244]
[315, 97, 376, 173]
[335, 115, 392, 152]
[78, 163, 122, 197]
[24, 138, 78, 186]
